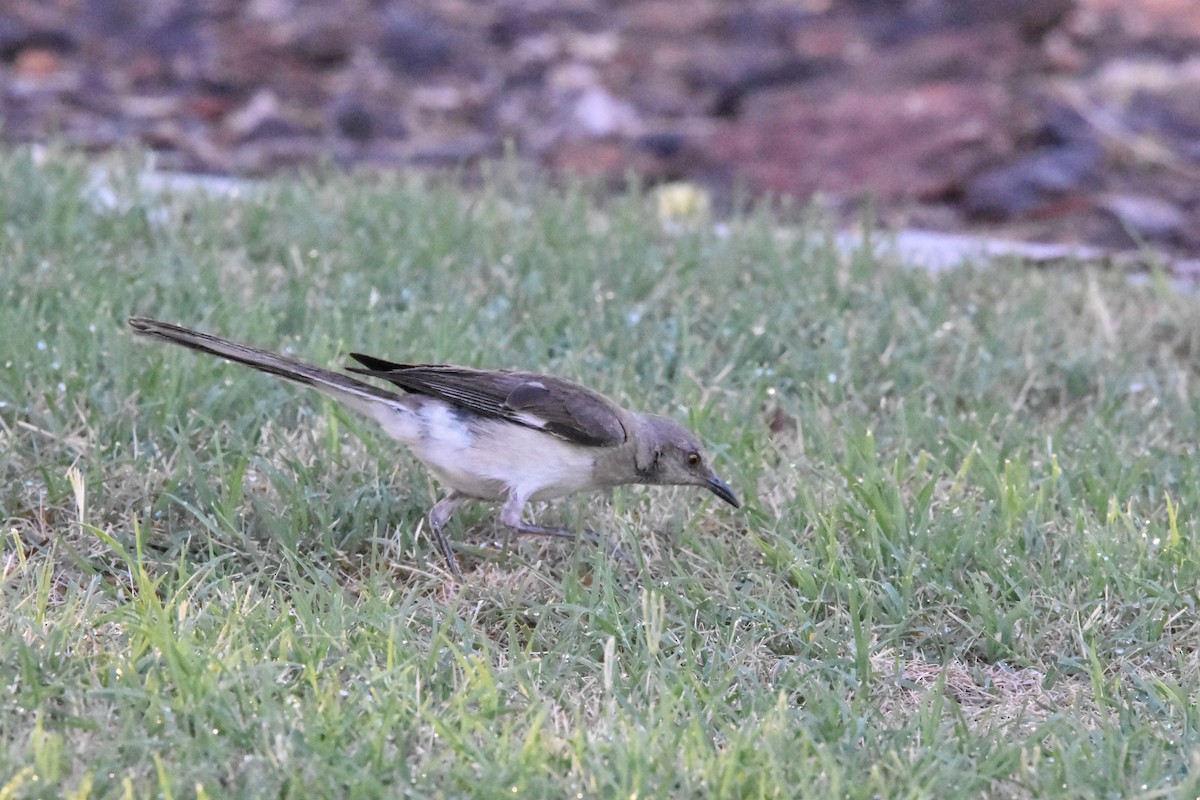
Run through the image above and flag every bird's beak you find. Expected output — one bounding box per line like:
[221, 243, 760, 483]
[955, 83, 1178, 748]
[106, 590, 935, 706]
[705, 474, 740, 508]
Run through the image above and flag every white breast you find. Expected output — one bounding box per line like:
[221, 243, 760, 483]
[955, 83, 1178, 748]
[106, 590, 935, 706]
[406, 402, 596, 503]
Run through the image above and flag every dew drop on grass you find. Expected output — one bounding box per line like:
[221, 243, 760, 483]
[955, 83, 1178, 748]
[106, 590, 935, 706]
[36, 341, 47, 351]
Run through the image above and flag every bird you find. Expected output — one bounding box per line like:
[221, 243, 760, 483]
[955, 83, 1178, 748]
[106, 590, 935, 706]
[127, 317, 740, 577]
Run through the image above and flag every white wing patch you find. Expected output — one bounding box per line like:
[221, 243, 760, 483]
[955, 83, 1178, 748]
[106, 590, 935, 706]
[512, 411, 549, 429]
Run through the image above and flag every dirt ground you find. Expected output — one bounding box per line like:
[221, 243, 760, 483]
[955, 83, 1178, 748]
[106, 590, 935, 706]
[3, 0, 1198, 263]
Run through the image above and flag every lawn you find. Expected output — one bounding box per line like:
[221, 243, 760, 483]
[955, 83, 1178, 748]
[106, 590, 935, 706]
[2, 149, 1199, 798]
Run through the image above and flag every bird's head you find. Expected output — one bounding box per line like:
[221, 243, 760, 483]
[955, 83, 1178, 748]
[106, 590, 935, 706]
[631, 414, 740, 508]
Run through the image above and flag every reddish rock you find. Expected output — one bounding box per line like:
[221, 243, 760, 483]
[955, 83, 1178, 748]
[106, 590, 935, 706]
[621, 0, 722, 37]
[14, 47, 63, 78]
[703, 82, 1010, 203]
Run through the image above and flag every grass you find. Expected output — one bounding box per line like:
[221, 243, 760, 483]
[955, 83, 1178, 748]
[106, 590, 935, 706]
[2, 147, 1199, 798]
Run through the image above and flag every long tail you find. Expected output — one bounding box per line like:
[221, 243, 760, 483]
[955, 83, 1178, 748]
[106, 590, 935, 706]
[127, 317, 412, 427]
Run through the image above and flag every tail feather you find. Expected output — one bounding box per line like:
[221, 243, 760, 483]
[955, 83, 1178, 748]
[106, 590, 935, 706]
[127, 317, 407, 421]
[349, 352, 411, 372]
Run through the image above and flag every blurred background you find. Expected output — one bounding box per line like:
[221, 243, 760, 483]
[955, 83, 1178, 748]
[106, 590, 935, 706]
[3, 0, 1198, 258]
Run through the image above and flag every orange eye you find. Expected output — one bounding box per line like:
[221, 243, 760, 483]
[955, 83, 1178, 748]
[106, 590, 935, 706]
[687, 452, 702, 467]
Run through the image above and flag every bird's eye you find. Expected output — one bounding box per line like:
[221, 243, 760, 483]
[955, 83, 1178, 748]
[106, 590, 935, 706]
[687, 451, 702, 467]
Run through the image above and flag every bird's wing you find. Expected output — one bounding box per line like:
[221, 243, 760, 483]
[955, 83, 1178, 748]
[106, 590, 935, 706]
[347, 354, 628, 447]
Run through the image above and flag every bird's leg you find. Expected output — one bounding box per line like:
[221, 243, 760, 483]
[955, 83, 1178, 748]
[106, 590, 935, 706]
[429, 492, 467, 578]
[499, 496, 633, 565]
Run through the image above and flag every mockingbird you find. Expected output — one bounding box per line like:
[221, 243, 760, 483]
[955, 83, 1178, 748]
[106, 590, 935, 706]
[128, 317, 740, 576]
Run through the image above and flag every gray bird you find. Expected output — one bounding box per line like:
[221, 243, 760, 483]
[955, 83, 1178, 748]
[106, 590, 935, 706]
[128, 317, 740, 577]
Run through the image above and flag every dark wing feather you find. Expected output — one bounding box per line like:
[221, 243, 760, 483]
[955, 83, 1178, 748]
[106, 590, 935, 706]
[347, 354, 628, 447]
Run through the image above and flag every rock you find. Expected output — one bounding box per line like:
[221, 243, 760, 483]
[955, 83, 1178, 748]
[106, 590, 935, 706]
[286, 12, 357, 69]
[0, 22, 73, 62]
[1098, 193, 1188, 242]
[636, 131, 688, 159]
[332, 98, 375, 141]
[706, 5, 811, 45]
[621, 0, 721, 37]
[14, 46, 63, 79]
[565, 31, 620, 62]
[572, 86, 640, 137]
[962, 143, 1101, 220]
[377, 9, 456, 77]
[1123, 71, 1200, 144]
[702, 81, 1009, 203]
[225, 90, 303, 142]
[488, 6, 606, 48]
[706, 56, 838, 118]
